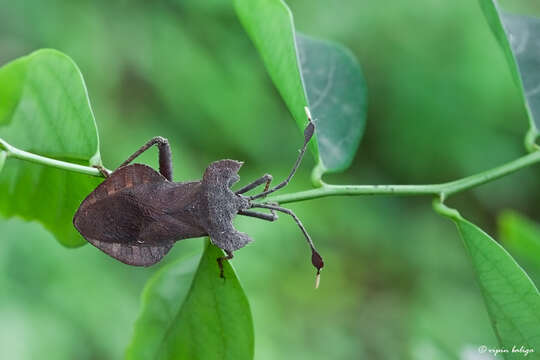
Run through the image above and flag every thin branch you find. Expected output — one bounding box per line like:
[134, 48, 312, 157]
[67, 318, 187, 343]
[0, 138, 108, 177]
[268, 150, 540, 204]
[3, 137, 540, 204]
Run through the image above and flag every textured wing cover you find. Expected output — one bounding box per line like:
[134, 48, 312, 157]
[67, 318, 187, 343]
[74, 164, 172, 266]
[86, 239, 172, 267]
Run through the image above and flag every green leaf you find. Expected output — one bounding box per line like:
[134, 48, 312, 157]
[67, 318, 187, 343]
[479, 0, 540, 136]
[499, 210, 540, 267]
[296, 33, 367, 173]
[234, 0, 366, 174]
[125, 241, 254, 360]
[434, 202, 540, 356]
[233, 0, 307, 143]
[0, 49, 102, 247]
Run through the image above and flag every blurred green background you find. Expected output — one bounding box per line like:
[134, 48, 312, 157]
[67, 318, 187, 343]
[1, 0, 539, 359]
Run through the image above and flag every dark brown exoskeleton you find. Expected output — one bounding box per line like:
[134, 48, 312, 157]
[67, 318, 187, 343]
[74, 109, 324, 286]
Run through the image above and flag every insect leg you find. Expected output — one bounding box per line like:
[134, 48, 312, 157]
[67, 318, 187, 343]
[92, 165, 111, 178]
[217, 250, 234, 279]
[250, 107, 315, 200]
[235, 174, 272, 195]
[251, 202, 324, 288]
[118, 136, 173, 181]
[238, 209, 278, 221]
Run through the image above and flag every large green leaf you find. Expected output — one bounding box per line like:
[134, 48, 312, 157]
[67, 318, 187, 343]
[234, 0, 366, 174]
[499, 210, 540, 267]
[296, 33, 367, 173]
[0, 49, 102, 247]
[125, 241, 254, 360]
[434, 203, 540, 357]
[479, 0, 540, 136]
[233, 0, 308, 152]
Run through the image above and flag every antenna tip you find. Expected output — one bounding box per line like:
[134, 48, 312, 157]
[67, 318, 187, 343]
[304, 106, 312, 121]
[315, 272, 321, 289]
[311, 251, 324, 270]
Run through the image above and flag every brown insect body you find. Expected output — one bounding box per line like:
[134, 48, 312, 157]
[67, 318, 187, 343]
[74, 160, 251, 266]
[73, 113, 324, 283]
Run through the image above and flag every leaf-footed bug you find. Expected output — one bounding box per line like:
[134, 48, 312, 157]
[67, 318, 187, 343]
[73, 107, 324, 287]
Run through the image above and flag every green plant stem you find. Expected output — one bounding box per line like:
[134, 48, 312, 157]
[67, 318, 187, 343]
[3, 137, 540, 203]
[0, 138, 107, 177]
[525, 127, 540, 153]
[432, 198, 461, 220]
[269, 150, 540, 204]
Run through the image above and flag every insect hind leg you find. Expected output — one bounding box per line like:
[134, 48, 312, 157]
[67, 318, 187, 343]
[217, 250, 234, 279]
[118, 136, 173, 181]
[92, 165, 111, 178]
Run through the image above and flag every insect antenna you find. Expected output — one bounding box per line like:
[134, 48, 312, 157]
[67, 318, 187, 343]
[251, 202, 324, 288]
[249, 107, 315, 201]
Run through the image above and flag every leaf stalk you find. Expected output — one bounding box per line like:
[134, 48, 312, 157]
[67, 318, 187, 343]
[0, 138, 108, 177]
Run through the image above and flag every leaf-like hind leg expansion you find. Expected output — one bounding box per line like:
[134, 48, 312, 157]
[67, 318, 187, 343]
[93, 165, 111, 178]
[118, 136, 173, 181]
[235, 174, 273, 195]
[217, 250, 234, 279]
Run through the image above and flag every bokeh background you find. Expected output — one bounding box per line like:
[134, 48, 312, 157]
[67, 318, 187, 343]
[1, 0, 539, 359]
